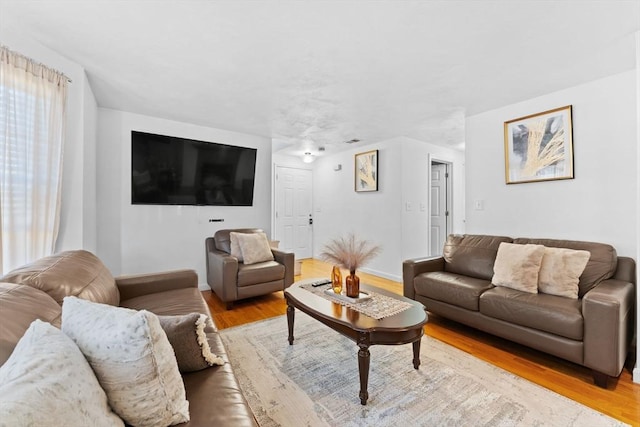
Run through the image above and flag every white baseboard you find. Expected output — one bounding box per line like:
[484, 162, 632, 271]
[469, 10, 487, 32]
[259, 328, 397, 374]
[198, 282, 209, 292]
[634, 365, 640, 384]
[358, 267, 402, 283]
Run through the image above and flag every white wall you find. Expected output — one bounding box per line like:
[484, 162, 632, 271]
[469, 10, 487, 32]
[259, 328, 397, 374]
[82, 74, 99, 252]
[96, 110, 272, 287]
[0, 28, 98, 255]
[466, 70, 637, 257]
[312, 138, 465, 281]
[634, 31, 640, 385]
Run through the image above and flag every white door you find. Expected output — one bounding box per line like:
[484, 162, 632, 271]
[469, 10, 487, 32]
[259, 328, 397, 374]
[430, 162, 449, 255]
[275, 167, 313, 259]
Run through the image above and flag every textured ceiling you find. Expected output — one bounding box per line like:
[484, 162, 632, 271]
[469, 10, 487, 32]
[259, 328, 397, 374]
[1, 0, 638, 158]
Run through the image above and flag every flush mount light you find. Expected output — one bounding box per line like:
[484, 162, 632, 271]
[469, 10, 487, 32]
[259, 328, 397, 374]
[302, 152, 314, 163]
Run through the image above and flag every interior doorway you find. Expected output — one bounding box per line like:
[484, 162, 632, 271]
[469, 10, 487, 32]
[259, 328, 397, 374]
[274, 166, 313, 259]
[429, 160, 452, 256]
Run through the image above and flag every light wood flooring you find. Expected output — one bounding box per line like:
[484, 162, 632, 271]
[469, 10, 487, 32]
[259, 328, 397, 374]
[202, 258, 640, 426]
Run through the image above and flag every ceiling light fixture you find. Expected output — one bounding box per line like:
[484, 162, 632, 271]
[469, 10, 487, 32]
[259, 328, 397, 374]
[302, 152, 314, 163]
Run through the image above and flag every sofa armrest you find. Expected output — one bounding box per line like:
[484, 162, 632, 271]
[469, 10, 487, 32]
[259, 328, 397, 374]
[116, 269, 198, 301]
[613, 256, 636, 283]
[205, 238, 239, 303]
[402, 256, 445, 299]
[582, 278, 635, 377]
[272, 249, 295, 288]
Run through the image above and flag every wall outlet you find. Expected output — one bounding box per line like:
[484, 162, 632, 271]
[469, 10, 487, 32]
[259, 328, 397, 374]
[405, 202, 413, 212]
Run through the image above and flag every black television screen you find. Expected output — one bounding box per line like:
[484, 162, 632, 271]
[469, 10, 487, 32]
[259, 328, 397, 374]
[131, 131, 257, 206]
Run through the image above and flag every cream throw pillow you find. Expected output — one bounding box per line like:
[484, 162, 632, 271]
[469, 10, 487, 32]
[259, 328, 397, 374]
[538, 247, 590, 299]
[491, 243, 545, 293]
[0, 320, 124, 427]
[61, 297, 189, 427]
[235, 232, 275, 265]
[229, 232, 244, 262]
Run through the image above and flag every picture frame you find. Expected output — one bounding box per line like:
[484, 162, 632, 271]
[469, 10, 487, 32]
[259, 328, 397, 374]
[503, 105, 574, 184]
[355, 149, 378, 192]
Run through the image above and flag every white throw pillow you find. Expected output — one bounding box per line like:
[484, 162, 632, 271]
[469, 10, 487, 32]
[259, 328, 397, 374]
[491, 243, 545, 293]
[61, 297, 189, 427]
[0, 320, 124, 427]
[236, 232, 275, 265]
[229, 232, 244, 262]
[538, 247, 590, 299]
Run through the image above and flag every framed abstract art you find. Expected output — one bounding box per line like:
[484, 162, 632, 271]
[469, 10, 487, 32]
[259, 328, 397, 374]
[355, 149, 378, 192]
[503, 105, 574, 184]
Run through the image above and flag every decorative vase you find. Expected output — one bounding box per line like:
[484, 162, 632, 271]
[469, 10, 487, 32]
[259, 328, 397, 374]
[345, 270, 360, 298]
[331, 266, 342, 294]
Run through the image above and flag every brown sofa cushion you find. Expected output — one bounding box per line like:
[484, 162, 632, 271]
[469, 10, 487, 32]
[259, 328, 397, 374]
[182, 333, 258, 426]
[443, 234, 513, 281]
[0, 283, 62, 366]
[414, 271, 493, 311]
[479, 287, 583, 340]
[1, 250, 119, 306]
[513, 238, 617, 297]
[237, 261, 284, 287]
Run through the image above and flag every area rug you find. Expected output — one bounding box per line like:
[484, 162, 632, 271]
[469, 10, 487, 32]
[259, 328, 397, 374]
[219, 313, 625, 427]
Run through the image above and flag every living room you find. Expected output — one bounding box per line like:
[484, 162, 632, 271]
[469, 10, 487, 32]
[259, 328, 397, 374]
[1, 1, 639, 425]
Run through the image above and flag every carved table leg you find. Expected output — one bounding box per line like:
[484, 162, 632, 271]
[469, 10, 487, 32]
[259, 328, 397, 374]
[412, 339, 421, 370]
[357, 333, 370, 405]
[287, 304, 295, 345]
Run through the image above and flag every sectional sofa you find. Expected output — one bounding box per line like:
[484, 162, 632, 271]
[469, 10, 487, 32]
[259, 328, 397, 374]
[0, 250, 257, 426]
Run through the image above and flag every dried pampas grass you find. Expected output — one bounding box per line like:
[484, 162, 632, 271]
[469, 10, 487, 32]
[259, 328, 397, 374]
[319, 233, 381, 273]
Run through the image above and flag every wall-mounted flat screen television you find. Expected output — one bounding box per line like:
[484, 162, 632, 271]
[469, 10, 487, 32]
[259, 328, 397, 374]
[131, 131, 257, 206]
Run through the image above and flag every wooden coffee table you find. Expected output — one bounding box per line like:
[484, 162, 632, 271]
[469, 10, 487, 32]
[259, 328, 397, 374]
[284, 280, 428, 405]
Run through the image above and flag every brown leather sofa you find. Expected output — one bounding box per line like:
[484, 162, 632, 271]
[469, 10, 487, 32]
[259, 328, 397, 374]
[403, 234, 636, 388]
[0, 250, 257, 426]
[206, 228, 295, 309]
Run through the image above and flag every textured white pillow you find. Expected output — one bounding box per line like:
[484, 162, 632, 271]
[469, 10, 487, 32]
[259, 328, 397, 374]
[0, 320, 124, 427]
[236, 232, 275, 265]
[538, 247, 590, 299]
[229, 232, 244, 262]
[61, 297, 189, 427]
[492, 243, 545, 293]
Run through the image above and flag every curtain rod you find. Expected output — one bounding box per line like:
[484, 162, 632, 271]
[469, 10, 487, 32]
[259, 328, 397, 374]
[1, 45, 73, 84]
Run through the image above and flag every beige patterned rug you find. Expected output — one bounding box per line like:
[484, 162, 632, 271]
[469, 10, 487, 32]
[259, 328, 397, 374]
[219, 313, 626, 427]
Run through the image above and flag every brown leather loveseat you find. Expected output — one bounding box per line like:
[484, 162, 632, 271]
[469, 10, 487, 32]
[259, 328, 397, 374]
[403, 234, 635, 388]
[0, 250, 257, 426]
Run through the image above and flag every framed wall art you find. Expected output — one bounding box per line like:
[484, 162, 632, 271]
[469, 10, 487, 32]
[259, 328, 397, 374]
[355, 149, 378, 192]
[503, 105, 574, 184]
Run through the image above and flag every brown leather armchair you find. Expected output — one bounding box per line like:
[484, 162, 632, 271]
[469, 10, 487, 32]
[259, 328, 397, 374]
[205, 228, 295, 309]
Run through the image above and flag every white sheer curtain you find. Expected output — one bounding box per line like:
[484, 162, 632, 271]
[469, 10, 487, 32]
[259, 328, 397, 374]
[0, 46, 68, 274]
